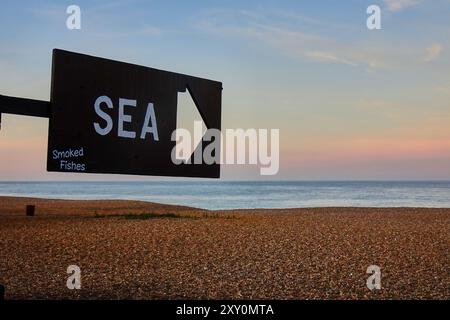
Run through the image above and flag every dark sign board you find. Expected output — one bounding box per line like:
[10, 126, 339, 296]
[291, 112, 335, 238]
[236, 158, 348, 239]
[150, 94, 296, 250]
[47, 49, 222, 178]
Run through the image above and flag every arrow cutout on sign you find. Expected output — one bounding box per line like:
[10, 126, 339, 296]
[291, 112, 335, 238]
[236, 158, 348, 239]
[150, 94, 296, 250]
[176, 87, 208, 164]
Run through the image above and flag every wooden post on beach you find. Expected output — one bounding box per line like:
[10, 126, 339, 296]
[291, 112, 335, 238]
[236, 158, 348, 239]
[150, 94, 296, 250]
[26, 205, 35, 216]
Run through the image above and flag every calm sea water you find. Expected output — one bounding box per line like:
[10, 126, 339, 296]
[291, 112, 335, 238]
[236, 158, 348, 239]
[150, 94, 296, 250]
[0, 181, 449, 210]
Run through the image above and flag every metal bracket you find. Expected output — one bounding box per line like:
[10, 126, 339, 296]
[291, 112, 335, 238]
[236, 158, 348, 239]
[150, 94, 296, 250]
[0, 94, 51, 130]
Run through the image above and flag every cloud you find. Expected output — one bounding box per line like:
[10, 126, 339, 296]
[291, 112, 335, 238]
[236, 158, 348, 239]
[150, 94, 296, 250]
[91, 25, 162, 38]
[305, 51, 358, 66]
[423, 43, 443, 62]
[196, 15, 363, 67]
[436, 85, 450, 96]
[195, 11, 422, 70]
[138, 26, 162, 36]
[384, 0, 421, 12]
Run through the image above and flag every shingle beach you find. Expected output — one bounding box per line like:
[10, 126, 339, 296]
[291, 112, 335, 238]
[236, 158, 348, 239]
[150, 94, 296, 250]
[0, 196, 449, 299]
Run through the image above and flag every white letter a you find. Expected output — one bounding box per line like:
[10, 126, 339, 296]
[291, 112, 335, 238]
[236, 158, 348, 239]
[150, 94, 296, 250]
[367, 5, 381, 30]
[141, 102, 159, 141]
[66, 5, 81, 30]
[66, 265, 81, 290]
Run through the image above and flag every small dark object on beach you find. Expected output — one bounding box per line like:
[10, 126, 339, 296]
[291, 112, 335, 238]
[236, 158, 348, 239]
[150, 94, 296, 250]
[26, 205, 35, 216]
[0, 284, 5, 300]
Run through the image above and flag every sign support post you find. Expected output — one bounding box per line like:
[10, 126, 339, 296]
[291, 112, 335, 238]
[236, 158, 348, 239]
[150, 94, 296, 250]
[0, 94, 51, 129]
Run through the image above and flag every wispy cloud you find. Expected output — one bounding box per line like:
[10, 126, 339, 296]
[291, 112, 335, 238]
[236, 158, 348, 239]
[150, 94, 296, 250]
[305, 51, 358, 67]
[196, 14, 361, 67]
[195, 10, 430, 70]
[384, 0, 421, 12]
[90, 25, 162, 38]
[423, 43, 443, 62]
[436, 84, 450, 96]
[137, 26, 162, 36]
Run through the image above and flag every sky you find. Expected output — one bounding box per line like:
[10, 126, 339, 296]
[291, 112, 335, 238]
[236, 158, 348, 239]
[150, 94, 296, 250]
[0, 0, 449, 180]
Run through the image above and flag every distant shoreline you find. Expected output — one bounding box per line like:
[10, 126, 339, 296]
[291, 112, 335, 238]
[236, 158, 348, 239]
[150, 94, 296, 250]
[2, 181, 450, 209]
[1, 195, 450, 211]
[1, 179, 450, 182]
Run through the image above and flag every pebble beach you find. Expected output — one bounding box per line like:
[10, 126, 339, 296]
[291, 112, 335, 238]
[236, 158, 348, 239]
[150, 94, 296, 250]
[0, 196, 449, 300]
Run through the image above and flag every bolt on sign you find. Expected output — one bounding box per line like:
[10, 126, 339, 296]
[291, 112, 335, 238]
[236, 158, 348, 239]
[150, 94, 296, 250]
[0, 49, 222, 178]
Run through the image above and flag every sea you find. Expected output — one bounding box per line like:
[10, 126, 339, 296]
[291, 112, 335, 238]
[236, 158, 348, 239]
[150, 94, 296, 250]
[0, 181, 449, 210]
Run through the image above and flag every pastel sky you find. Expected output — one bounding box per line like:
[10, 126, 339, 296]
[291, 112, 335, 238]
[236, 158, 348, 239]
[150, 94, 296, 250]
[0, 0, 450, 180]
